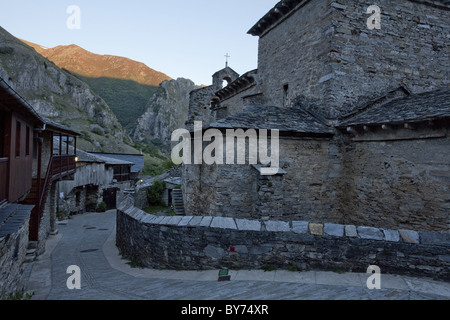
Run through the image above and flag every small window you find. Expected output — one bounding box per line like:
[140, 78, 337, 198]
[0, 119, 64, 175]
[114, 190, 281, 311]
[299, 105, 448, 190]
[283, 84, 289, 108]
[26, 126, 30, 156]
[15, 121, 21, 157]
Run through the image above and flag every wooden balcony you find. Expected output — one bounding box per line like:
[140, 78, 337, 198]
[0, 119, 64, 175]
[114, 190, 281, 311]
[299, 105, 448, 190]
[50, 154, 76, 181]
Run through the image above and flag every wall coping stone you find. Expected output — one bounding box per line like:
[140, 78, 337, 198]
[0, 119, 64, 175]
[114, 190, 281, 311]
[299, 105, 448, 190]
[309, 223, 324, 236]
[188, 216, 204, 227]
[345, 225, 358, 237]
[199, 216, 213, 227]
[178, 216, 193, 226]
[292, 221, 309, 234]
[122, 207, 450, 247]
[151, 216, 165, 224]
[265, 220, 290, 232]
[383, 229, 400, 242]
[399, 229, 420, 244]
[235, 218, 262, 231]
[324, 223, 345, 237]
[357, 226, 384, 241]
[164, 216, 183, 226]
[141, 215, 158, 224]
[210, 217, 237, 230]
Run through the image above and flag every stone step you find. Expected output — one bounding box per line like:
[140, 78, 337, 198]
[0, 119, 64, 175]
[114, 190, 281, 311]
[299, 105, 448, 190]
[171, 189, 185, 215]
[24, 248, 37, 263]
[27, 241, 38, 250]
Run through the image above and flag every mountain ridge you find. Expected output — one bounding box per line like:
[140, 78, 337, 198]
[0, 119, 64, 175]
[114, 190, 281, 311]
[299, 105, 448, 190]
[0, 26, 134, 154]
[20, 39, 172, 87]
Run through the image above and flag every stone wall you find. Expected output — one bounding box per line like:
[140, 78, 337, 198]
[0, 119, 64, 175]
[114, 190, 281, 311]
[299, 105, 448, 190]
[257, 0, 450, 118]
[116, 205, 450, 281]
[257, 0, 332, 112]
[182, 129, 449, 233]
[0, 217, 30, 299]
[182, 136, 339, 221]
[187, 86, 216, 129]
[214, 84, 259, 121]
[340, 130, 450, 233]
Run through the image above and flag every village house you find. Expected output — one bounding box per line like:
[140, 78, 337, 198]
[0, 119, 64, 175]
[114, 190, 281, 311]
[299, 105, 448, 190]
[0, 76, 79, 298]
[182, 0, 450, 234]
[56, 148, 135, 215]
[0, 73, 145, 298]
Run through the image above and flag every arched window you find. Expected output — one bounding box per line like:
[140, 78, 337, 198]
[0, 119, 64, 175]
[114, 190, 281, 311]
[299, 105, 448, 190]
[222, 76, 232, 88]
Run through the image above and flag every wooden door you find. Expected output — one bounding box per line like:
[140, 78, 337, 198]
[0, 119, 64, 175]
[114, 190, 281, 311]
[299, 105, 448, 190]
[103, 188, 117, 211]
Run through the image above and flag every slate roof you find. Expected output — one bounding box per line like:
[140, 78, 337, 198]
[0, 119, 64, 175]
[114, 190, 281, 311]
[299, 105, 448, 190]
[208, 104, 334, 135]
[41, 116, 81, 136]
[78, 150, 134, 166]
[338, 88, 450, 127]
[1, 76, 80, 136]
[0, 203, 34, 238]
[0, 77, 44, 125]
[90, 153, 145, 173]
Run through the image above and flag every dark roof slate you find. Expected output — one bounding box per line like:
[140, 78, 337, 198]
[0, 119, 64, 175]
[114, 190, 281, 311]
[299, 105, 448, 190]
[208, 104, 334, 135]
[90, 153, 145, 173]
[338, 88, 450, 127]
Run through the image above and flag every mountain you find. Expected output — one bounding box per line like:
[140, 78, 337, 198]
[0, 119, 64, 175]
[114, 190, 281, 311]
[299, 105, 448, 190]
[20, 40, 172, 86]
[18, 39, 199, 156]
[20, 40, 173, 131]
[0, 26, 135, 153]
[132, 78, 198, 154]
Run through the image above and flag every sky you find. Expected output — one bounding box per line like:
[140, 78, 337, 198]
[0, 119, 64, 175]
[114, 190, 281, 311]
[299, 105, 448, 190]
[0, 0, 278, 85]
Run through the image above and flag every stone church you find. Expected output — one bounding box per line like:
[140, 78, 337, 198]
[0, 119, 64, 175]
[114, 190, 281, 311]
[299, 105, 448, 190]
[182, 0, 449, 234]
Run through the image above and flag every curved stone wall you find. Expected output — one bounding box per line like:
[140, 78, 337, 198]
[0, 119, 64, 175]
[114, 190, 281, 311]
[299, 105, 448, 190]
[116, 203, 450, 281]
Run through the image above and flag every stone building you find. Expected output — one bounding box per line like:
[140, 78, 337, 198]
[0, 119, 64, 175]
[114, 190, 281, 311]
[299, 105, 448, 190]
[182, 0, 450, 233]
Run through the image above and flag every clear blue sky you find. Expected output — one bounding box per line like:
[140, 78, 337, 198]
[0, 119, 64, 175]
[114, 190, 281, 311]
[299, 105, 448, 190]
[0, 0, 278, 85]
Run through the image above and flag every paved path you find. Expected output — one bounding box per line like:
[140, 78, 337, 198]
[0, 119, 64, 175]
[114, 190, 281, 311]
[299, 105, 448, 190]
[24, 210, 450, 301]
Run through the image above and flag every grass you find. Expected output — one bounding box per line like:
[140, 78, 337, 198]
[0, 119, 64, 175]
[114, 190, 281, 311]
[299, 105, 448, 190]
[7, 290, 35, 300]
[144, 206, 176, 216]
[262, 264, 277, 272]
[117, 249, 145, 269]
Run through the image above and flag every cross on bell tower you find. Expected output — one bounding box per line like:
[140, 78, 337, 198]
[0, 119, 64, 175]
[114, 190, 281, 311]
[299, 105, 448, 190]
[225, 53, 230, 68]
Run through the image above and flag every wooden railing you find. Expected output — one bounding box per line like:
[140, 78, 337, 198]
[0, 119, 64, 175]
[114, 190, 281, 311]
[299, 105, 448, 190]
[51, 155, 76, 180]
[29, 154, 76, 241]
[0, 158, 7, 203]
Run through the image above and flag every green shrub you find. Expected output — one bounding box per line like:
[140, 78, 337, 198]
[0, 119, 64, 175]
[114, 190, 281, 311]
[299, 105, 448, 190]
[96, 202, 107, 212]
[91, 127, 104, 136]
[147, 180, 166, 206]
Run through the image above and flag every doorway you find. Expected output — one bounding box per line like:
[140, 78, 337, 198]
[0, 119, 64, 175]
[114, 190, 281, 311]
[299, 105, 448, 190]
[103, 188, 118, 211]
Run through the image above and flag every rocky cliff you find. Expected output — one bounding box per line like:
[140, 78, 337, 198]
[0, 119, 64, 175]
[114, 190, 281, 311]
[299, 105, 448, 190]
[132, 78, 198, 154]
[0, 27, 136, 153]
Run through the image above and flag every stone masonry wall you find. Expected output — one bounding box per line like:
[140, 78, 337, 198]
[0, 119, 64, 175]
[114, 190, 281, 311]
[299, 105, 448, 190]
[116, 204, 450, 281]
[0, 217, 30, 299]
[257, 0, 333, 112]
[257, 0, 449, 118]
[182, 136, 340, 221]
[182, 123, 450, 232]
[187, 86, 217, 130]
[340, 132, 450, 233]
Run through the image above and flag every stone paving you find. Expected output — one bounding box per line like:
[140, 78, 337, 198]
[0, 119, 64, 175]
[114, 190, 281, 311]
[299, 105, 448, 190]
[24, 210, 450, 301]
